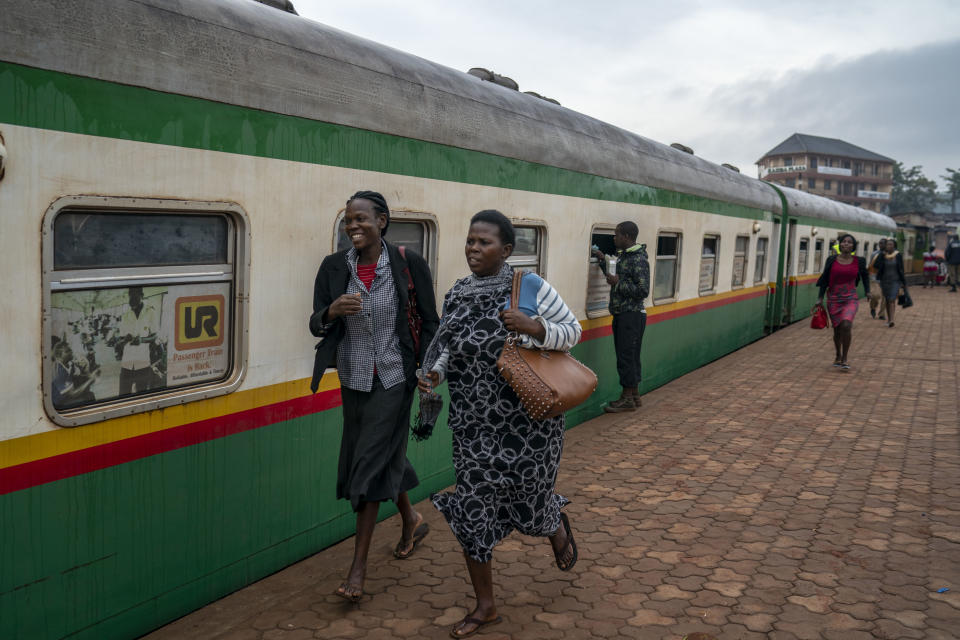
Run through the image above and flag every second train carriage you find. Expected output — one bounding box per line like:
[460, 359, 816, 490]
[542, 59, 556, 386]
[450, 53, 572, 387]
[0, 1, 896, 638]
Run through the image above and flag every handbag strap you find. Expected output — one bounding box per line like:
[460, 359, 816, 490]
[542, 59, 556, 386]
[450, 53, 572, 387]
[510, 269, 523, 311]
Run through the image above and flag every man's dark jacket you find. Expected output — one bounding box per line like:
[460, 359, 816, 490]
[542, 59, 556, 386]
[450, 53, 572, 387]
[309, 243, 439, 393]
[946, 238, 960, 265]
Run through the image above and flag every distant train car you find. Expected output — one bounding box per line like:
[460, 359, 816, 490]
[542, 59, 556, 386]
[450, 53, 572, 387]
[0, 1, 895, 638]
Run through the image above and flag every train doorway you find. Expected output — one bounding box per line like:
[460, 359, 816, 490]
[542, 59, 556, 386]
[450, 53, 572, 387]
[783, 220, 798, 323]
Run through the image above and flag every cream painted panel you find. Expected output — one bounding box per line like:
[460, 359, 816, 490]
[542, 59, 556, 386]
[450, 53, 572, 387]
[1, 126, 775, 439]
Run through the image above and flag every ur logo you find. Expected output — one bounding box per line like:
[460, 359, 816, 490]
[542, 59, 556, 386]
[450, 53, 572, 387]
[175, 295, 226, 350]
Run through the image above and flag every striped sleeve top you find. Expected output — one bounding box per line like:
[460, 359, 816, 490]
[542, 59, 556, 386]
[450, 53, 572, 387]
[510, 272, 582, 351]
[430, 272, 581, 382]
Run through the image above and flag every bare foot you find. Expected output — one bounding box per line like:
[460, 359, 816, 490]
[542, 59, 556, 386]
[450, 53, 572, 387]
[394, 512, 429, 559]
[334, 561, 366, 602]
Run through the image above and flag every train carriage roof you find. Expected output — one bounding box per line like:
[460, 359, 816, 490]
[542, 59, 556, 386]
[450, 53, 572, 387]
[774, 186, 897, 232]
[1, 0, 894, 232]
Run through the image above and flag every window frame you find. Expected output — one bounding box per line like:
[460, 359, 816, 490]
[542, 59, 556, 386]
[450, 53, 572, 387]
[585, 225, 616, 319]
[798, 237, 810, 274]
[505, 220, 547, 276]
[698, 234, 720, 296]
[754, 236, 769, 283]
[333, 208, 439, 277]
[814, 239, 824, 272]
[41, 196, 250, 427]
[653, 230, 682, 304]
[732, 235, 750, 288]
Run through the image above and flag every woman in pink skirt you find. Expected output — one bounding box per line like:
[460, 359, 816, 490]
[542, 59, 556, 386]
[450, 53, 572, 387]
[816, 234, 870, 370]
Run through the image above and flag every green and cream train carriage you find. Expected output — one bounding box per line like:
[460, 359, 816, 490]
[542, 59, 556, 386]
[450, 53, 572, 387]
[0, 0, 896, 637]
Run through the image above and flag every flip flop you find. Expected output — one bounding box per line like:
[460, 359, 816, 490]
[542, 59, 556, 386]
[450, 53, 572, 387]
[333, 582, 364, 603]
[449, 615, 503, 638]
[554, 512, 578, 571]
[394, 522, 430, 559]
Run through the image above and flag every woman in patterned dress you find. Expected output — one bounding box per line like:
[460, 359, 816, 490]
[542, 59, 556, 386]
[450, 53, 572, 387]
[922, 246, 938, 288]
[419, 210, 580, 638]
[816, 234, 870, 370]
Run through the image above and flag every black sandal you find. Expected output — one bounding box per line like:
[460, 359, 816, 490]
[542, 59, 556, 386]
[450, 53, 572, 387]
[394, 522, 429, 559]
[449, 615, 502, 638]
[553, 512, 578, 571]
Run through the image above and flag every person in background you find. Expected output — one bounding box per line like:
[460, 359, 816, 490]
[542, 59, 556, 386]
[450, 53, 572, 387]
[117, 286, 160, 394]
[590, 221, 650, 412]
[868, 239, 886, 320]
[421, 210, 580, 638]
[922, 245, 938, 288]
[874, 238, 907, 328]
[945, 234, 960, 292]
[816, 234, 869, 370]
[309, 190, 440, 603]
[51, 337, 99, 409]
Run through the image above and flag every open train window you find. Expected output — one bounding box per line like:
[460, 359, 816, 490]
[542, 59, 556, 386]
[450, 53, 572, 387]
[505, 225, 544, 274]
[699, 235, 719, 295]
[732, 235, 749, 288]
[814, 239, 824, 271]
[798, 238, 809, 274]
[42, 197, 250, 427]
[335, 211, 437, 276]
[654, 232, 681, 302]
[754, 237, 769, 283]
[586, 228, 616, 318]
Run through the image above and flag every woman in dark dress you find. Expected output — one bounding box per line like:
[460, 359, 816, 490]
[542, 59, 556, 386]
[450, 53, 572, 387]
[874, 238, 907, 327]
[816, 233, 870, 370]
[419, 210, 580, 638]
[309, 191, 440, 602]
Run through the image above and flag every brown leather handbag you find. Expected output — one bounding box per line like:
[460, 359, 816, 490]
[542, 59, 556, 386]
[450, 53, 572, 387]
[497, 270, 598, 420]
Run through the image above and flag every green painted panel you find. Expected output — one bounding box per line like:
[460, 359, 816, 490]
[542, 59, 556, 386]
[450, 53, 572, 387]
[1, 294, 768, 640]
[0, 62, 769, 221]
[0, 406, 454, 640]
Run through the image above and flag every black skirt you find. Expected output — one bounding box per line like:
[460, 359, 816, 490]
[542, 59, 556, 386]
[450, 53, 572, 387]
[338, 378, 419, 511]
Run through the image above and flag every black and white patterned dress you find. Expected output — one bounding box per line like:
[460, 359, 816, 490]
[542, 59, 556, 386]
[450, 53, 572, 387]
[427, 266, 580, 563]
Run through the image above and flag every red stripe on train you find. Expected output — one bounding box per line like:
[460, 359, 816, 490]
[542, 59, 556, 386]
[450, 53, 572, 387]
[0, 388, 343, 495]
[580, 288, 767, 342]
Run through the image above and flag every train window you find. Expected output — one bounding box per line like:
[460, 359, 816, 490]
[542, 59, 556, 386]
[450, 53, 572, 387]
[814, 239, 824, 271]
[586, 228, 616, 318]
[732, 235, 749, 288]
[654, 232, 681, 301]
[754, 237, 769, 283]
[335, 212, 437, 276]
[798, 238, 809, 274]
[506, 226, 543, 274]
[43, 197, 249, 427]
[699, 235, 719, 295]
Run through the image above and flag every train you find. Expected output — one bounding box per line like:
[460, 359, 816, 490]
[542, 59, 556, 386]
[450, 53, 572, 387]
[0, 1, 896, 638]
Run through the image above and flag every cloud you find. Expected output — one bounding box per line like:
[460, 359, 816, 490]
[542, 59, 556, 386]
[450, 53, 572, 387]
[682, 39, 960, 182]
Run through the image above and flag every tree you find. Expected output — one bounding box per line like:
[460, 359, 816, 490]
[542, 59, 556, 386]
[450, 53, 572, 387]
[890, 162, 938, 213]
[942, 168, 960, 214]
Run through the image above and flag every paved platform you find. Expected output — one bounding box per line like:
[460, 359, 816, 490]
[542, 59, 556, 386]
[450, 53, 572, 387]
[144, 288, 960, 640]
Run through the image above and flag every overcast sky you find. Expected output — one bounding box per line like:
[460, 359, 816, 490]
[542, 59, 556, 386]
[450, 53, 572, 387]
[293, 0, 960, 187]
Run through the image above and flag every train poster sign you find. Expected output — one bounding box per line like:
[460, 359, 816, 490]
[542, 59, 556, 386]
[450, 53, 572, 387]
[50, 283, 230, 410]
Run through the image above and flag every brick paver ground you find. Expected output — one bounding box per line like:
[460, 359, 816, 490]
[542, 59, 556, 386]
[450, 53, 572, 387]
[145, 288, 960, 640]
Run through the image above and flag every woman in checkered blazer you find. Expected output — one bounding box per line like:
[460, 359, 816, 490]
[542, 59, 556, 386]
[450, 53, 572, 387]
[309, 191, 440, 603]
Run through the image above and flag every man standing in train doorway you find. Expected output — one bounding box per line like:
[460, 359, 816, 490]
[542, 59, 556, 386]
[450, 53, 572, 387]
[591, 221, 650, 412]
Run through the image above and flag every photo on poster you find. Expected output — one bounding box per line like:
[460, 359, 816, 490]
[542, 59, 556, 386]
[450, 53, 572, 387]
[50, 283, 231, 411]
